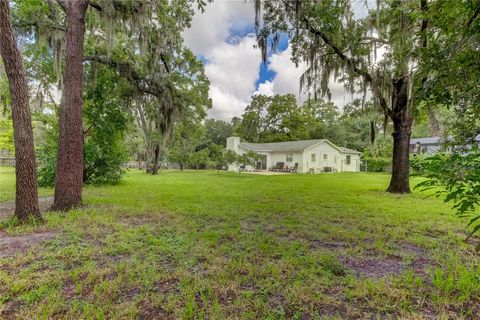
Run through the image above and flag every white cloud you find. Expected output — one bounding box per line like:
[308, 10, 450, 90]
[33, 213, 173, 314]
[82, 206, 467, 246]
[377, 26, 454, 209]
[182, 1, 259, 120]
[208, 86, 248, 120]
[205, 36, 262, 119]
[182, 1, 369, 120]
[264, 46, 308, 100]
[255, 80, 274, 96]
[182, 1, 255, 57]
[257, 45, 365, 110]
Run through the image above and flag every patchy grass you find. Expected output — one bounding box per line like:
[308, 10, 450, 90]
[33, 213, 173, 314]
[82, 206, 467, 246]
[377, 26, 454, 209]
[0, 168, 478, 319]
[0, 167, 52, 202]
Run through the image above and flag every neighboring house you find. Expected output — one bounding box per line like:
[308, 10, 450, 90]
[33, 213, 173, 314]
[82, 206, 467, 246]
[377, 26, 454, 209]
[226, 137, 361, 173]
[410, 135, 480, 155]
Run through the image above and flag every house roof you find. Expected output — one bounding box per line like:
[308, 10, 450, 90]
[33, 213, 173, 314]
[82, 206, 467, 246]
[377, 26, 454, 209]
[340, 147, 361, 154]
[239, 140, 326, 152]
[410, 137, 442, 145]
[410, 135, 480, 145]
[238, 139, 360, 154]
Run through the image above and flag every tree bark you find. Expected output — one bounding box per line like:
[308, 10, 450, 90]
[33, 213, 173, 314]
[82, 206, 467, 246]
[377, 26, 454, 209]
[152, 143, 161, 175]
[387, 76, 412, 194]
[145, 150, 151, 173]
[52, 0, 89, 211]
[0, 0, 41, 221]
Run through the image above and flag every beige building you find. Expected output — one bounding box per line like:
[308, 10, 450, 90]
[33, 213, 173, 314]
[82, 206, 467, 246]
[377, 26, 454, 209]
[226, 137, 361, 173]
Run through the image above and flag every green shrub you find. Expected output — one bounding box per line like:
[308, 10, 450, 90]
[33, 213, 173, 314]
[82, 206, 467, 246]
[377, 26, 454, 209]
[362, 157, 391, 172]
[37, 67, 131, 186]
[415, 151, 480, 247]
[409, 154, 427, 175]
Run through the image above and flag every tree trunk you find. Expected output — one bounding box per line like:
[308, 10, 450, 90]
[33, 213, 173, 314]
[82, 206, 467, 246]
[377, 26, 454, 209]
[144, 149, 150, 173]
[52, 0, 88, 211]
[387, 76, 412, 194]
[0, 0, 41, 221]
[152, 143, 161, 175]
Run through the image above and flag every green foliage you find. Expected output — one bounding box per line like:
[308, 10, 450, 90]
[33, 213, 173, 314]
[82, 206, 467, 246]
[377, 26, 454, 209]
[168, 120, 206, 169]
[235, 94, 311, 143]
[0, 67, 13, 156]
[0, 116, 14, 156]
[235, 95, 379, 154]
[362, 157, 391, 173]
[83, 67, 130, 184]
[189, 149, 210, 169]
[36, 110, 59, 188]
[204, 119, 233, 147]
[415, 151, 480, 244]
[207, 144, 238, 171]
[420, 0, 480, 143]
[237, 151, 261, 168]
[37, 67, 131, 186]
[409, 154, 427, 175]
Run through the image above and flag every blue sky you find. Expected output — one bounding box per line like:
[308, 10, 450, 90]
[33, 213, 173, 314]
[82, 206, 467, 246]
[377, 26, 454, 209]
[181, 1, 351, 120]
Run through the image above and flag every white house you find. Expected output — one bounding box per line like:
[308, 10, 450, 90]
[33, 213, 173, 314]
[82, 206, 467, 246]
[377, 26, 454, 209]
[226, 137, 361, 173]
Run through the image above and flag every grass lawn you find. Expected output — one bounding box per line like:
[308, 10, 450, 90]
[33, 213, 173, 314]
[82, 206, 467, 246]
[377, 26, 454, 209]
[0, 168, 478, 319]
[0, 167, 52, 202]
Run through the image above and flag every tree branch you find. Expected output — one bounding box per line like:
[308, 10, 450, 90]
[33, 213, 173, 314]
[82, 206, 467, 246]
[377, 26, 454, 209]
[466, 2, 480, 28]
[84, 55, 167, 98]
[299, 15, 392, 116]
[56, 0, 67, 12]
[89, 1, 102, 11]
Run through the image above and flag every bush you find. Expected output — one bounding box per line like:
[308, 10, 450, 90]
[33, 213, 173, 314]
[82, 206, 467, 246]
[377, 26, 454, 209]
[409, 154, 427, 175]
[415, 152, 480, 247]
[362, 157, 391, 172]
[83, 134, 128, 184]
[37, 67, 131, 186]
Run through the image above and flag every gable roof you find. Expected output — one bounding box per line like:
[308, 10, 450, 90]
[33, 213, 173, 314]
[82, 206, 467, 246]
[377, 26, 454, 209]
[239, 140, 326, 152]
[340, 147, 361, 154]
[410, 137, 441, 145]
[238, 139, 360, 154]
[410, 135, 480, 145]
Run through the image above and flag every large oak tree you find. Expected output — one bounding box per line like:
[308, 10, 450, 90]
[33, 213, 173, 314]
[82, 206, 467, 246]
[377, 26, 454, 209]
[52, 0, 89, 211]
[255, 0, 437, 193]
[0, 0, 41, 220]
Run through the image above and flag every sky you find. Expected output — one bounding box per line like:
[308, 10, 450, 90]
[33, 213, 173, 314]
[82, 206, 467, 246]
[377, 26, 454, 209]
[182, 0, 367, 121]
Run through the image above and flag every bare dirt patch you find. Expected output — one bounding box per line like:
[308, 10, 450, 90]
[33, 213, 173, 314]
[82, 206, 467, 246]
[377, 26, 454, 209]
[341, 255, 405, 278]
[93, 253, 131, 268]
[0, 300, 22, 320]
[137, 300, 174, 320]
[119, 212, 170, 227]
[310, 239, 347, 250]
[153, 278, 180, 294]
[0, 196, 54, 220]
[400, 243, 427, 255]
[0, 229, 56, 258]
[341, 243, 435, 278]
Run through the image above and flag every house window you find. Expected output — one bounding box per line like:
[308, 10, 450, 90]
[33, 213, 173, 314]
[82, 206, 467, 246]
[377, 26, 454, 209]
[286, 153, 293, 162]
[311, 153, 316, 162]
[323, 154, 328, 160]
[346, 155, 351, 165]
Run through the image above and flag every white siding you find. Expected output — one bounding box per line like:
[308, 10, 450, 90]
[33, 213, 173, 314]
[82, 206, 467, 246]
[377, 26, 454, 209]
[269, 152, 303, 171]
[226, 137, 361, 173]
[302, 141, 343, 173]
[340, 154, 360, 172]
